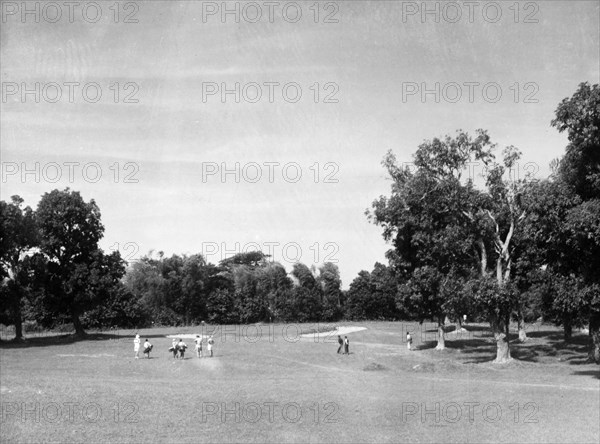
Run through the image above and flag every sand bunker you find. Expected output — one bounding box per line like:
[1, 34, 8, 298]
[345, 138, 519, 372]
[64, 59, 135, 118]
[166, 334, 205, 339]
[301, 326, 367, 339]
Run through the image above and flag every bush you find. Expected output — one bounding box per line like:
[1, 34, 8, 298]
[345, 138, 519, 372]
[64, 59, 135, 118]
[23, 320, 40, 333]
[53, 323, 74, 333]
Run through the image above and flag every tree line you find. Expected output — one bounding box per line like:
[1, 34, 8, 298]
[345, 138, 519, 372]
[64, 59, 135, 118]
[1, 83, 598, 364]
[367, 82, 600, 363]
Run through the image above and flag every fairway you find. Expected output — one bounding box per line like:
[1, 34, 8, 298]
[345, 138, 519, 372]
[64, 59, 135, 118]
[1, 322, 599, 443]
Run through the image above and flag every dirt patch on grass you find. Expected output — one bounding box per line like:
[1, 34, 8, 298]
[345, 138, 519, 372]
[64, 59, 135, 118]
[363, 362, 388, 371]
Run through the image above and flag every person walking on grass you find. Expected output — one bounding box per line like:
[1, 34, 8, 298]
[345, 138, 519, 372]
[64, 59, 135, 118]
[337, 335, 343, 354]
[207, 335, 214, 357]
[195, 335, 203, 358]
[134, 334, 141, 359]
[406, 331, 413, 351]
[344, 336, 349, 355]
[170, 338, 178, 358]
[177, 338, 187, 359]
[143, 339, 153, 358]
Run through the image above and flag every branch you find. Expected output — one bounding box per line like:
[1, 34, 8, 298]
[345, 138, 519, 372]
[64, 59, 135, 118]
[503, 219, 515, 257]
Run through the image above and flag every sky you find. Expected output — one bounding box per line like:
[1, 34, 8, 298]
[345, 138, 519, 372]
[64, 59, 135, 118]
[1, 1, 599, 287]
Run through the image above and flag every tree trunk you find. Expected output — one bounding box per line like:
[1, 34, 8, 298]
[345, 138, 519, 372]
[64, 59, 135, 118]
[435, 317, 445, 350]
[491, 316, 511, 363]
[14, 315, 23, 341]
[9, 284, 24, 341]
[71, 307, 86, 338]
[563, 319, 572, 342]
[11, 296, 24, 341]
[589, 312, 600, 364]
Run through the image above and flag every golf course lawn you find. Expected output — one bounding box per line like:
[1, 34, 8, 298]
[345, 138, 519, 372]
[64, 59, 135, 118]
[1, 322, 599, 443]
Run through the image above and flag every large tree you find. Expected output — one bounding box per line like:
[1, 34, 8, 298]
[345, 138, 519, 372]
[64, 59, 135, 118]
[345, 263, 399, 321]
[369, 131, 494, 350]
[0, 196, 39, 340]
[551, 82, 600, 363]
[36, 189, 121, 337]
[317, 262, 344, 321]
[370, 130, 530, 361]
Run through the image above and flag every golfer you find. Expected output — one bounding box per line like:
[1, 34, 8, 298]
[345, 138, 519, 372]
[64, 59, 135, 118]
[195, 335, 203, 358]
[407, 331, 413, 350]
[207, 335, 214, 357]
[134, 334, 141, 359]
[170, 338, 178, 358]
[337, 335, 343, 354]
[143, 339, 153, 358]
[344, 336, 349, 355]
[177, 339, 187, 359]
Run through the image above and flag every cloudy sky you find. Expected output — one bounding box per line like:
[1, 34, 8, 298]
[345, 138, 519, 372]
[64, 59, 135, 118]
[1, 1, 599, 286]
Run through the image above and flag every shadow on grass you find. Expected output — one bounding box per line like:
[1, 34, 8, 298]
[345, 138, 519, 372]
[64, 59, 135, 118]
[0, 332, 187, 348]
[571, 370, 600, 380]
[416, 329, 595, 369]
[509, 332, 590, 365]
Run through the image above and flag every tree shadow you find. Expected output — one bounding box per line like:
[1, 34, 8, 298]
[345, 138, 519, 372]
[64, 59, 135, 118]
[571, 370, 600, 380]
[508, 330, 591, 364]
[0, 332, 181, 349]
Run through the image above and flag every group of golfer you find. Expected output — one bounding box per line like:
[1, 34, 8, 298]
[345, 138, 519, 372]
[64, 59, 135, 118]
[136, 331, 414, 358]
[133, 334, 215, 359]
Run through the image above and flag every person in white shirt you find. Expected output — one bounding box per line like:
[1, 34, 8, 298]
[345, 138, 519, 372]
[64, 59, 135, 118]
[134, 334, 141, 359]
[170, 338, 178, 359]
[406, 332, 413, 350]
[207, 335, 214, 357]
[143, 339, 153, 358]
[177, 339, 187, 359]
[195, 335, 203, 358]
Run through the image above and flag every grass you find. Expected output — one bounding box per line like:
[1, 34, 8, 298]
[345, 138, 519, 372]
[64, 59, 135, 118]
[1, 322, 598, 443]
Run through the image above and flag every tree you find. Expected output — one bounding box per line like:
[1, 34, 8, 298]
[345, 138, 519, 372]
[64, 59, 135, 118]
[36, 189, 116, 337]
[317, 262, 344, 321]
[481, 146, 529, 348]
[344, 264, 401, 321]
[290, 263, 322, 320]
[370, 130, 531, 361]
[345, 271, 373, 320]
[369, 131, 495, 350]
[551, 82, 600, 363]
[0, 196, 38, 340]
[551, 82, 600, 201]
[564, 200, 600, 362]
[256, 262, 293, 322]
